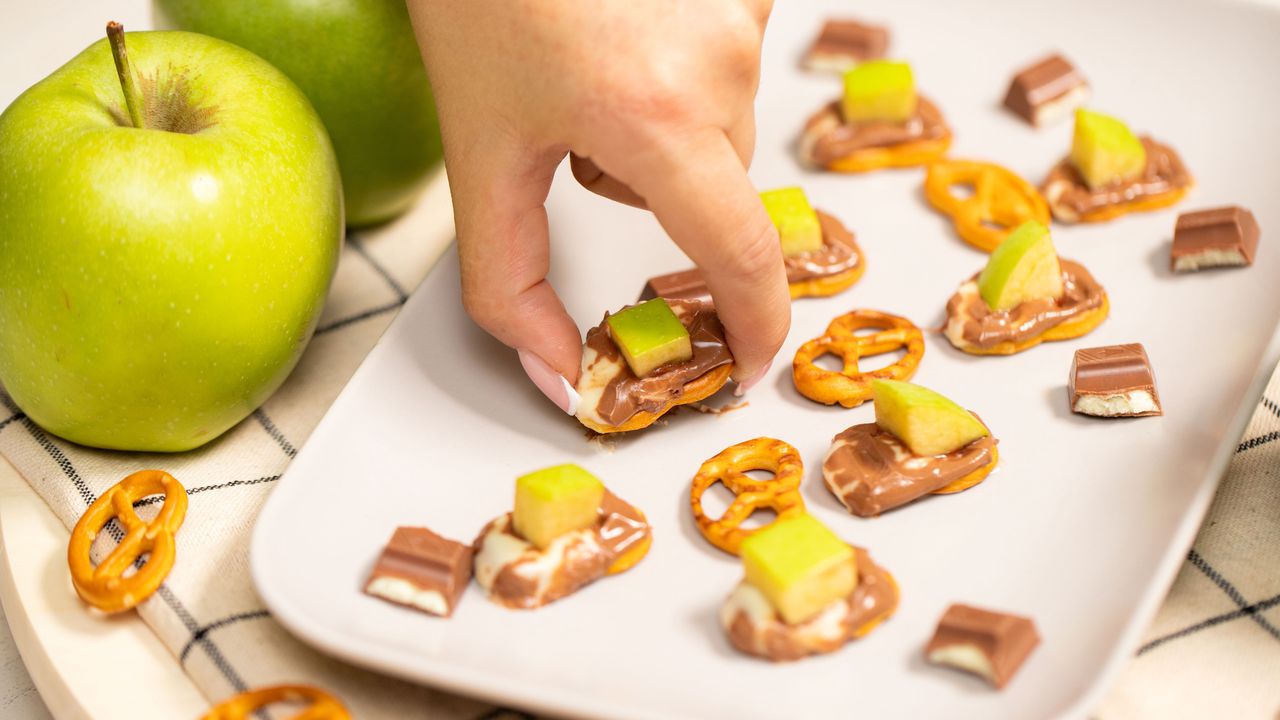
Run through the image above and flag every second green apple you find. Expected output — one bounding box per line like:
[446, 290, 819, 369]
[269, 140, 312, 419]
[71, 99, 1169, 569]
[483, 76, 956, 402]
[154, 0, 443, 226]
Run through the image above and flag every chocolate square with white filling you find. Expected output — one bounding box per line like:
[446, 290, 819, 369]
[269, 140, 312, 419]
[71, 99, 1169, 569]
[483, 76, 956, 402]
[1002, 53, 1088, 127]
[364, 526, 473, 617]
[1171, 206, 1261, 272]
[638, 268, 712, 306]
[1069, 343, 1162, 418]
[925, 604, 1040, 689]
[802, 19, 889, 73]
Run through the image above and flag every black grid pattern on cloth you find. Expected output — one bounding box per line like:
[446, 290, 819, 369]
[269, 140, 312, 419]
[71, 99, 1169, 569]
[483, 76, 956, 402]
[1134, 389, 1280, 658]
[252, 409, 298, 458]
[11, 411, 256, 695]
[0, 239, 515, 717]
[315, 234, 411, 335]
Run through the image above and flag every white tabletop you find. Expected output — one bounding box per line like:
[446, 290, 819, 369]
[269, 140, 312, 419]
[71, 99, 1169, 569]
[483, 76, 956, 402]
[4, 0, 1279, 717]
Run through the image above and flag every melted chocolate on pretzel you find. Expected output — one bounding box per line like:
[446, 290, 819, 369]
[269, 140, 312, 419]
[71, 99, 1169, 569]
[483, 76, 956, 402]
[823, 423, 996, 517]
[785, 211, 863, 282]
[474, 490, 650, 609]
[639, 211, 861, 304]
[1042, 137, 1191, 218]
[583, 300, 732, 427]
[805, 96, 949, 167]
[723, 547, 898, 661]
[944, 260, 1105, 350]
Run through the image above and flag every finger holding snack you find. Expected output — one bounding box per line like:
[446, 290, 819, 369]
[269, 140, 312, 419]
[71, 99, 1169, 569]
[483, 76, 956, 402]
[575, 298, 735, 433]
[407, 0, 790, 416]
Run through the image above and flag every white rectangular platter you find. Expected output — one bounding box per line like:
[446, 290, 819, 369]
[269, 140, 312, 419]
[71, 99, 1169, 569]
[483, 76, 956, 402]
[251, 0, 1280, 717]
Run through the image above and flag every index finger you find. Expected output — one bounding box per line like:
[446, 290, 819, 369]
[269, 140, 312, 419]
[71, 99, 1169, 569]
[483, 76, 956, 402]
[616, 127, 790, 389]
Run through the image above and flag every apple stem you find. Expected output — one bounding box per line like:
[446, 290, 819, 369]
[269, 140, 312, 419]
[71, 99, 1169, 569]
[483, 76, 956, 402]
[106, 22, 145, 129]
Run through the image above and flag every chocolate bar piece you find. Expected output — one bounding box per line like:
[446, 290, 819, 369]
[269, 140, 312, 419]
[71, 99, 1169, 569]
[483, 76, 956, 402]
[925, 604, 1040, 689]
[364, 526, 473, 617]
[802, 19, 889, 73]
[1002, 53, 1088, 127]
[1069, 343, 1162, 418]
[1171, 206, 1260, 272]
[638, 268, 712, 305]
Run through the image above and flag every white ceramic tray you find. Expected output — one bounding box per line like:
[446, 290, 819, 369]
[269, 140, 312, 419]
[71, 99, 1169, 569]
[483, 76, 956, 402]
[252, 0, 1280, 717]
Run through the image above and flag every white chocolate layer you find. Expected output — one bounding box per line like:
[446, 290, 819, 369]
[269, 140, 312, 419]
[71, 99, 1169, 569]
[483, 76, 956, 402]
[929, 643, 997, 682]
[574, 343, 621, 426]
[473, 515, 605, 605]
[1173, 248, 1249, 272]
[721, 583, 850, 648]
[1073, 391, 1159, 417]
[365, 577, 449, 616]
[1030, 85, 1090, 127]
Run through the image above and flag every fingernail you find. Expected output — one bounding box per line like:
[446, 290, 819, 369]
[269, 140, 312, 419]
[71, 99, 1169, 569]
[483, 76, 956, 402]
[518, 349, 580, 415]
[733, 360, 773, 398]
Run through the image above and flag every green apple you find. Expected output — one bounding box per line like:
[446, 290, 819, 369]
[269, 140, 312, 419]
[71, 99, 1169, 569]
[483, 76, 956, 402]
[977, 221, 1064, 311]
[741, 513, 856, 626]
[760, 187, 823, 256]
[871, 380, 988, 456]
[841, 60, 917, 123]
[153, 0, 442, 227]
[1070, 109, 1147, 190]
[0, 27, 342, 452]
[513, 464, 605, 550]
[606, 299, 692, 377]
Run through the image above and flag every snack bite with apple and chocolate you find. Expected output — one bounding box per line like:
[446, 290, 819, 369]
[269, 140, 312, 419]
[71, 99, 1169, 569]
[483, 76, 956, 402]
[720, 514, 898, 662]
[823, 380, 998, 517]
[800, 60, 951, 172]
[1042, 109, 1193, 223]
[473, 464, 651, 610]
[637, 188, 864, 304]
[575, 298, 733, 433]
[762, 187, 866, 297]
[944, 221, 1109, 355]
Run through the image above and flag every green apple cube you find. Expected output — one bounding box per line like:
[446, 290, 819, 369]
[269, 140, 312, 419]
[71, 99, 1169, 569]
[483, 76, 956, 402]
[872, 380, 989, 456]
[741, 513, 857, 626]
[605, 299, 693, 378]
[1070, 109, 1147, 190]
[977, 221, 1064, 311]
[760, 187, 824, 256]
[513, 464, 605, 550]
[841, 60, 917, 123]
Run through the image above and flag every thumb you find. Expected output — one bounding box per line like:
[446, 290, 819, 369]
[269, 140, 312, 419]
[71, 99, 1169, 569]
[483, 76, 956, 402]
[450, 143, 583, 414]
[615, 127, 790, 392]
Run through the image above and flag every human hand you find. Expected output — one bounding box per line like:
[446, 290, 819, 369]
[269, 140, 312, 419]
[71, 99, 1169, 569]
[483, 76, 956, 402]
[406, 0, 789, 413]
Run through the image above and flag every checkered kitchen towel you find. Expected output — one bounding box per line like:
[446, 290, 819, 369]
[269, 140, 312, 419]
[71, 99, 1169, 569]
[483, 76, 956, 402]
[1, 172, 1278, 718]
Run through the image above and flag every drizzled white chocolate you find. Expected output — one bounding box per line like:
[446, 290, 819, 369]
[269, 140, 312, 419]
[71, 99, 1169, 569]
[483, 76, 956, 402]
[473, 515, 610, 610]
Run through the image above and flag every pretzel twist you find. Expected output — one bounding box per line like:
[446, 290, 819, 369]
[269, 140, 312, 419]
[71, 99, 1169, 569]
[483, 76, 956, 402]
[690, 438, 806, 555]
[924, 159, 1051, 252]
[792, 310, 924, 408]
[67, 470, 187, 613]
[202, 684, 350, 720]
